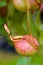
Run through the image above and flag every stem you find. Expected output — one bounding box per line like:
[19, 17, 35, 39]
[27, 10, 32, 35]
[25, 0, 32, 35]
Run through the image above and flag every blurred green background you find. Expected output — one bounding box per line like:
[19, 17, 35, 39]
[0, 0, 43, 65]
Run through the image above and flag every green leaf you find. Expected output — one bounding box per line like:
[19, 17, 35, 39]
[0, 1, 7, 7]
[0, 18, 6, 36]
[35, 10, 43, 45]
[22, 14, 30, 34]
[35, 10, 41, 30]
[39, 30, 43, 45]
[7, 8, 27, 36]
[31, 53, 43, 65]
[29, 12, 39, 38]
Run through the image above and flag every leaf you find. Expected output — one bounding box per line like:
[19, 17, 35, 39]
[39, 30, 43, 45]
[29, 12, 39, 38]
[0, 1, 7, 7]
[7, 7, 27, 36]
[22, 14, 30, 34]
[31, 53, 43, 65]
[35, 10, 43, 45]
[35, 10, 41, 30]
[0, 17, 6, 36]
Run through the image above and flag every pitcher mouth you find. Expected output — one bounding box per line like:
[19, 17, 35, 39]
[10, 35, 23, 42]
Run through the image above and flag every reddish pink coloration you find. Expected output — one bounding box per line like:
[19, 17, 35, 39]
[15, 39, 33, 53]
[11, 35, 39, 56]
[40, 4, 43, 11]
[23, 35, 39, 48]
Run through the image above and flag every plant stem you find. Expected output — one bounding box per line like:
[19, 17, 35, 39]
[27, 10, 32, 35]
[25, 0, 32, 35]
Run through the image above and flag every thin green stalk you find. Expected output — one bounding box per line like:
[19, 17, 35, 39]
[27, 10, 32, 35]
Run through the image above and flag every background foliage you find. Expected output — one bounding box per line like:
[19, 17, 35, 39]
[0, 0, 43, 65]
